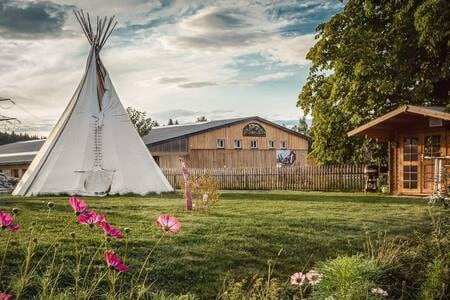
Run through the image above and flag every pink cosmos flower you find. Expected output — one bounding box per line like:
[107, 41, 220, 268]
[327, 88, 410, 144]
[306, 270, 323, 285]
[69, 196, 88, 215]
[0, 292, 13, 300]
[77, 211, 106, 226]
[100, 223, 123, 239]
[0, 211, 20, 233]
[104, 251, 128, 272]
[371, 287, 388, 297]
[290, 272, 306, 285]
[155, 214, 181, 234]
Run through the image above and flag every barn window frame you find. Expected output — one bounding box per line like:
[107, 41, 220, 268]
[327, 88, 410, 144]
[250, 140, 258, 149]
[216, 139, 225, 149]
[234, 139, 242, 149]
[268, 140, 275, 149]
[280, 141, 287, 149]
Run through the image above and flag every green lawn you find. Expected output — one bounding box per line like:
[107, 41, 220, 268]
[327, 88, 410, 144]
[0, 192, 433, 298]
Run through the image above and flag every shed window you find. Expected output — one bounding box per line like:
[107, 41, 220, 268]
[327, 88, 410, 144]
[280, 141, 287, 149]
[268, 140, 275, 149]
[234, 139, 242, 149]
[216, 139, 225, 149]
[424, 135, 441, 157]
[250, 140, 258, 149]
[403, 137, 418, 161]
[403, 166, 418, 189]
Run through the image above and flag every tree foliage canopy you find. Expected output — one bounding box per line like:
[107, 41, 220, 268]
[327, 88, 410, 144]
[126, 107, 156, 137]
[298, 0, 450, 164]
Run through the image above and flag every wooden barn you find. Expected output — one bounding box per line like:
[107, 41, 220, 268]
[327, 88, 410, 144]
[143, 117, 311, 168]
[0, 117, 310, 178]
[348, 105, 450, 196]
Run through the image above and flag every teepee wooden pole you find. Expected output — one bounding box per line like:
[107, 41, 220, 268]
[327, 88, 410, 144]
[99, 17, 115, 50]
[74, 10, 92, 44]
[100, 20, 117, 49]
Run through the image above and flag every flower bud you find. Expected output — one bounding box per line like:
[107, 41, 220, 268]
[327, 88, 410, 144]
[124, 227, 131, 234]
[47, 202, 55, 208]
[12, 207, 20, 214]
[33, 238, 38, 244]
[70, 232, 76, 238]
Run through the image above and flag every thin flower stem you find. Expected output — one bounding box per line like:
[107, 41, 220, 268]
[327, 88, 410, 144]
[124, 236, 129, 263]
[130, 232, 165, 299]
[74, 238, 80, 300]
[50, 263, 64, 299]
[15, 227, 36, 300]
[108, 269, 119, 298]
[86, 269, 108, 299]
[0, 231, 12, 287]
[82, 239, 106, 288]
[24, 229, 35, 275]
[136, 232, 165, 283]
[46, 208, 52, 219]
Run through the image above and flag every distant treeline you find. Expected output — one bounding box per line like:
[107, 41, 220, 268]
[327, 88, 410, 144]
[0, 131, 42, 146]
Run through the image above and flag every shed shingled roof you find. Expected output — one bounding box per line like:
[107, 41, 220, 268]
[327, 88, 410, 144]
[347, 105, 450, 136]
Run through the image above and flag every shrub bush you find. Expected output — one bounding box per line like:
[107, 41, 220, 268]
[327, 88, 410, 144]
[312, 255, 380, 300]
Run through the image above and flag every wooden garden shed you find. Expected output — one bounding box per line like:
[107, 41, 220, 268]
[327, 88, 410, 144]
[348, 105, 450, 196]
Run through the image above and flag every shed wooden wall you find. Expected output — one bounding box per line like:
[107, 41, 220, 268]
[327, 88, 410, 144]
[391, 125, 449, 196]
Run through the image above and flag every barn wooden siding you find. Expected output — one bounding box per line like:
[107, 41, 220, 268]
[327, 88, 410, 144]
[156, 149, 309, 169]
[188, 120, 309, 150]
[162, 164, 366, 191]
[149, 119, 311, 169]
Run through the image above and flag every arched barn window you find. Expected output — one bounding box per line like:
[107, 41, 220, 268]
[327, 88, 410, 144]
[243, 123, 266, 137]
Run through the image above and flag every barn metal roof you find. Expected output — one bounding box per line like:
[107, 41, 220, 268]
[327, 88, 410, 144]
[143, 116, 311, 145]
[0, 140, 45, 166]
[143, 117, 249, 144]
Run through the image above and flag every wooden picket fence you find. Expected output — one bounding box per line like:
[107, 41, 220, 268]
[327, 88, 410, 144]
[162, 164, 367, 191]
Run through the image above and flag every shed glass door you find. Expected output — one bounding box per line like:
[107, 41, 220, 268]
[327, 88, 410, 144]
[422, 134, 443, 193]
[401, 137, 419, 193]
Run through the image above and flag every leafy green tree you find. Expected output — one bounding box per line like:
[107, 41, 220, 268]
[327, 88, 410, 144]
[298, 0, 450, 164]
[126, 107, 155, 137]
[168, 119, 174, 125]
[296, 116, 309, 134]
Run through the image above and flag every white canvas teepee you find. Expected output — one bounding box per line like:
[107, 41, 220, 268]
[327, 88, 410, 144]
[13, 11, 173, 196]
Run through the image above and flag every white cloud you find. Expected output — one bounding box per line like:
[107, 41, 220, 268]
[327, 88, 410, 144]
[252, 71, 294, 83]
[0, 0, 330, 136]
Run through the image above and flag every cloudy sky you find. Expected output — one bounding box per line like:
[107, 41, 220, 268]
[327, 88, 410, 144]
[0, 0, 343, 136]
